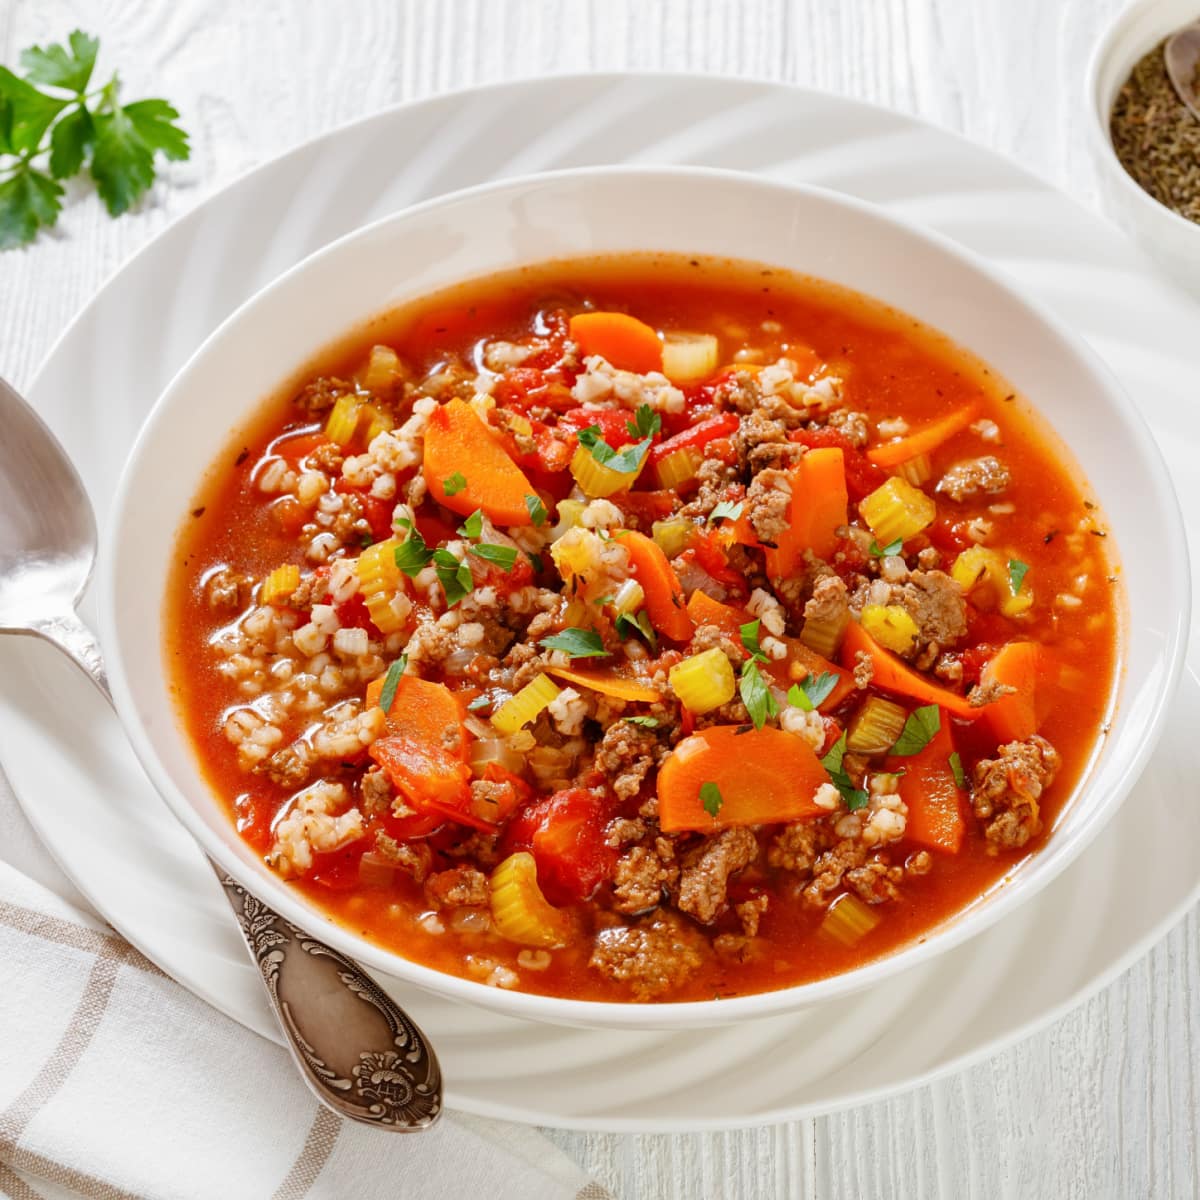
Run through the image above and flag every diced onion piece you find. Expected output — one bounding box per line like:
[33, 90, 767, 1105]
[491, 674, 560, 736]
[846, 695, 908, 755]
[551, 498, 587, 539]
[820, 893, 881, 946]
[362, 344, 404, 393]
[324, 393, 362, 447]
[489, 851, 574, 948]
[668, 647, 737, 714]
[651, 517, 693, 559]
[360, 403, 394, 445]
[950, 546, 1033, 618]
[259, 564, 300, 607]
[895, 452, 933, 487]
[355, 537, 408, 633]
[860, 604, 920, 656]
[468, 737, 526, 777]
[611, 578, 645, 617]
[800, 605, 850, 659]
[570, 443, 646, 498]
[507, 411, 533, 438]
[661, 332, 720, 383]
[654, 446, 702, 490]
[858, 477, 936, 546]
[358, 851, 398, 888]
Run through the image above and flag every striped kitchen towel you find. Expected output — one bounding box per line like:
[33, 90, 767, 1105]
[0, 862, 610, 1200]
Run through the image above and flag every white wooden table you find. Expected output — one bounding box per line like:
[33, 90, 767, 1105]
[1, 1, 1194, 1195]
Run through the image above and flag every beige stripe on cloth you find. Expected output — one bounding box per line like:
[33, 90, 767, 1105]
[0, 863, 610, 1200]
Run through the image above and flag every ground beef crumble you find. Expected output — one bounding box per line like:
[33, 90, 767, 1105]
[588, 911, 709, 1000]
[674, 828, 758, 924]
[973, 735, 1060, 849]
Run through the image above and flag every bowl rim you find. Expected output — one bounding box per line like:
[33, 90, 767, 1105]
[98, 163, 1191, 1028]
[1084, 0, 1200, 241]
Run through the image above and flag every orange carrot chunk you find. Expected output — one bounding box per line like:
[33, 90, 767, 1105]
[839, 620, 979, 720]
[545, 665, 663, 703]
[783, 641, 858, 712]
[424, 398, 536, 525]
[763, 448, 848, 579]
[568, 312, 663, 374]
[657, 725, 830, 832]
[615, 529, 694, 642]
[890, 708, 966, 853]
[977, 641, 1041, 744]
[685, 590, 750, 640]
[867, 402, 981, 468]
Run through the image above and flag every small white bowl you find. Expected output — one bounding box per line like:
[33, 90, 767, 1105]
[99, 166, 1188, 1031]
[1087, 0, 1200, 291]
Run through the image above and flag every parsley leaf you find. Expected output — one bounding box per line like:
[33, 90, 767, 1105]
[739, 659, 777, 730]
[821, 733, 869, 810]
[869, 537, 903, 558]
[527, 552, 544, 573]
[740, 619, 768, 662]
[626, 404, 662, 439]
[541, 627, 608, 658]
[20, 31, 99, 92]
[393, 524, 433, 576]
[470, 543, 518, 572]
[0, 35, 190, 248]
[787, 672, 838, 713]
[1008, 558, 1030, 595]
[577, 424, 652, 474]
[457, 509, 483, 539]
[377, 655, 408, 714]
[949, 750, 967, 790]
[432, 548, 473, 606]
[700, 781, 724, 818]
[615, 609, 657, 651]
[623, 715, 660, 728]
[467, 694, 492, 712]
[525, 493, 547, 526]
[443, 471, 467, 497]
[709, 500, 744, 525]
[890, 704, 941, 756]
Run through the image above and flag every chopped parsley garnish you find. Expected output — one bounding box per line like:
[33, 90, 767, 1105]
[1008, 558, 1030, 595]
[890, 704, 941, 756]
[615, 609, 658, 651]
[393, 522, 434, 576]
[709, 500, 744, 526]
[457, 509, 484, 540]
[593, 595, 616, 607]
[469, 543, 518, 572]
[869, 537, 904, 558]
[739, 619, 768, 662]
[377, 655, 408, 714]
[787, 671, 838, 712]
[949, 750, 967, 790]
[626, 403, 662, 439]
[432, 548, 473, 606]
[577, 424, 652, 474]
[527, 552, 544, 573]
[524, 493, 547, 526]
[442, 471, 467, 497]
[739, 659, 777, 730]
[467, 694, 492, 712]
[540, 627, 608, 658]
[623, 715, 660, 728]
[699, 781, 724, 818]
[821, 733, 869, 811]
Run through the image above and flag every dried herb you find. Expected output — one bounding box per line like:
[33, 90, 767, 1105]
[1110, 38, 1200, 224]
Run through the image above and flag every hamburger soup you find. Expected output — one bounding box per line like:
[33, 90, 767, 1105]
[166, 255, 1120, 1002]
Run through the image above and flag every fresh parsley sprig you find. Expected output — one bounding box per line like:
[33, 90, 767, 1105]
[0, 30, 190, 249]
[821, 733, 869, 811]
[578, 424, 652, 474]
[541, 627, 608, 658]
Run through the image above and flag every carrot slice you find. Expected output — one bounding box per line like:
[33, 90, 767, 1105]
[614, 529, 694, 642]
[545, 666, 663, 703]
[685, 590, 750, 640]
[365, 674, 466, 749]
[658, 725, 830, 832]
[977, 641, 1041, 744]
[867, 402, 981, 468]
[890, 708, 965, 853]
[424, 398, 536, 525]
[763, 448, 848, 579]
[839, 621, 979, 720]
[784, 642, 857, 711]
[568, 312, 663, 374]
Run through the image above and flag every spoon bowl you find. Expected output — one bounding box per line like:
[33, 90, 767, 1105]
[0, 375, 441, 1130]
[1164, 19, 1200, 120]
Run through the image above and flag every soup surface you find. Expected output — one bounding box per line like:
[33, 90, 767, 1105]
[167, 255, 1120, 1002]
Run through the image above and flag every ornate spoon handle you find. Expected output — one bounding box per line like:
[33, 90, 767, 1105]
[217, 867, 442, 1129]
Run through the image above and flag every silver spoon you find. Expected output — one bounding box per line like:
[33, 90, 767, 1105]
[0, 375, 441, 1131]
[1164, 21, 1200, 122]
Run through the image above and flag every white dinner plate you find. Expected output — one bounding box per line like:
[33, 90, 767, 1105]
[2, 74, 1198, 1131]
